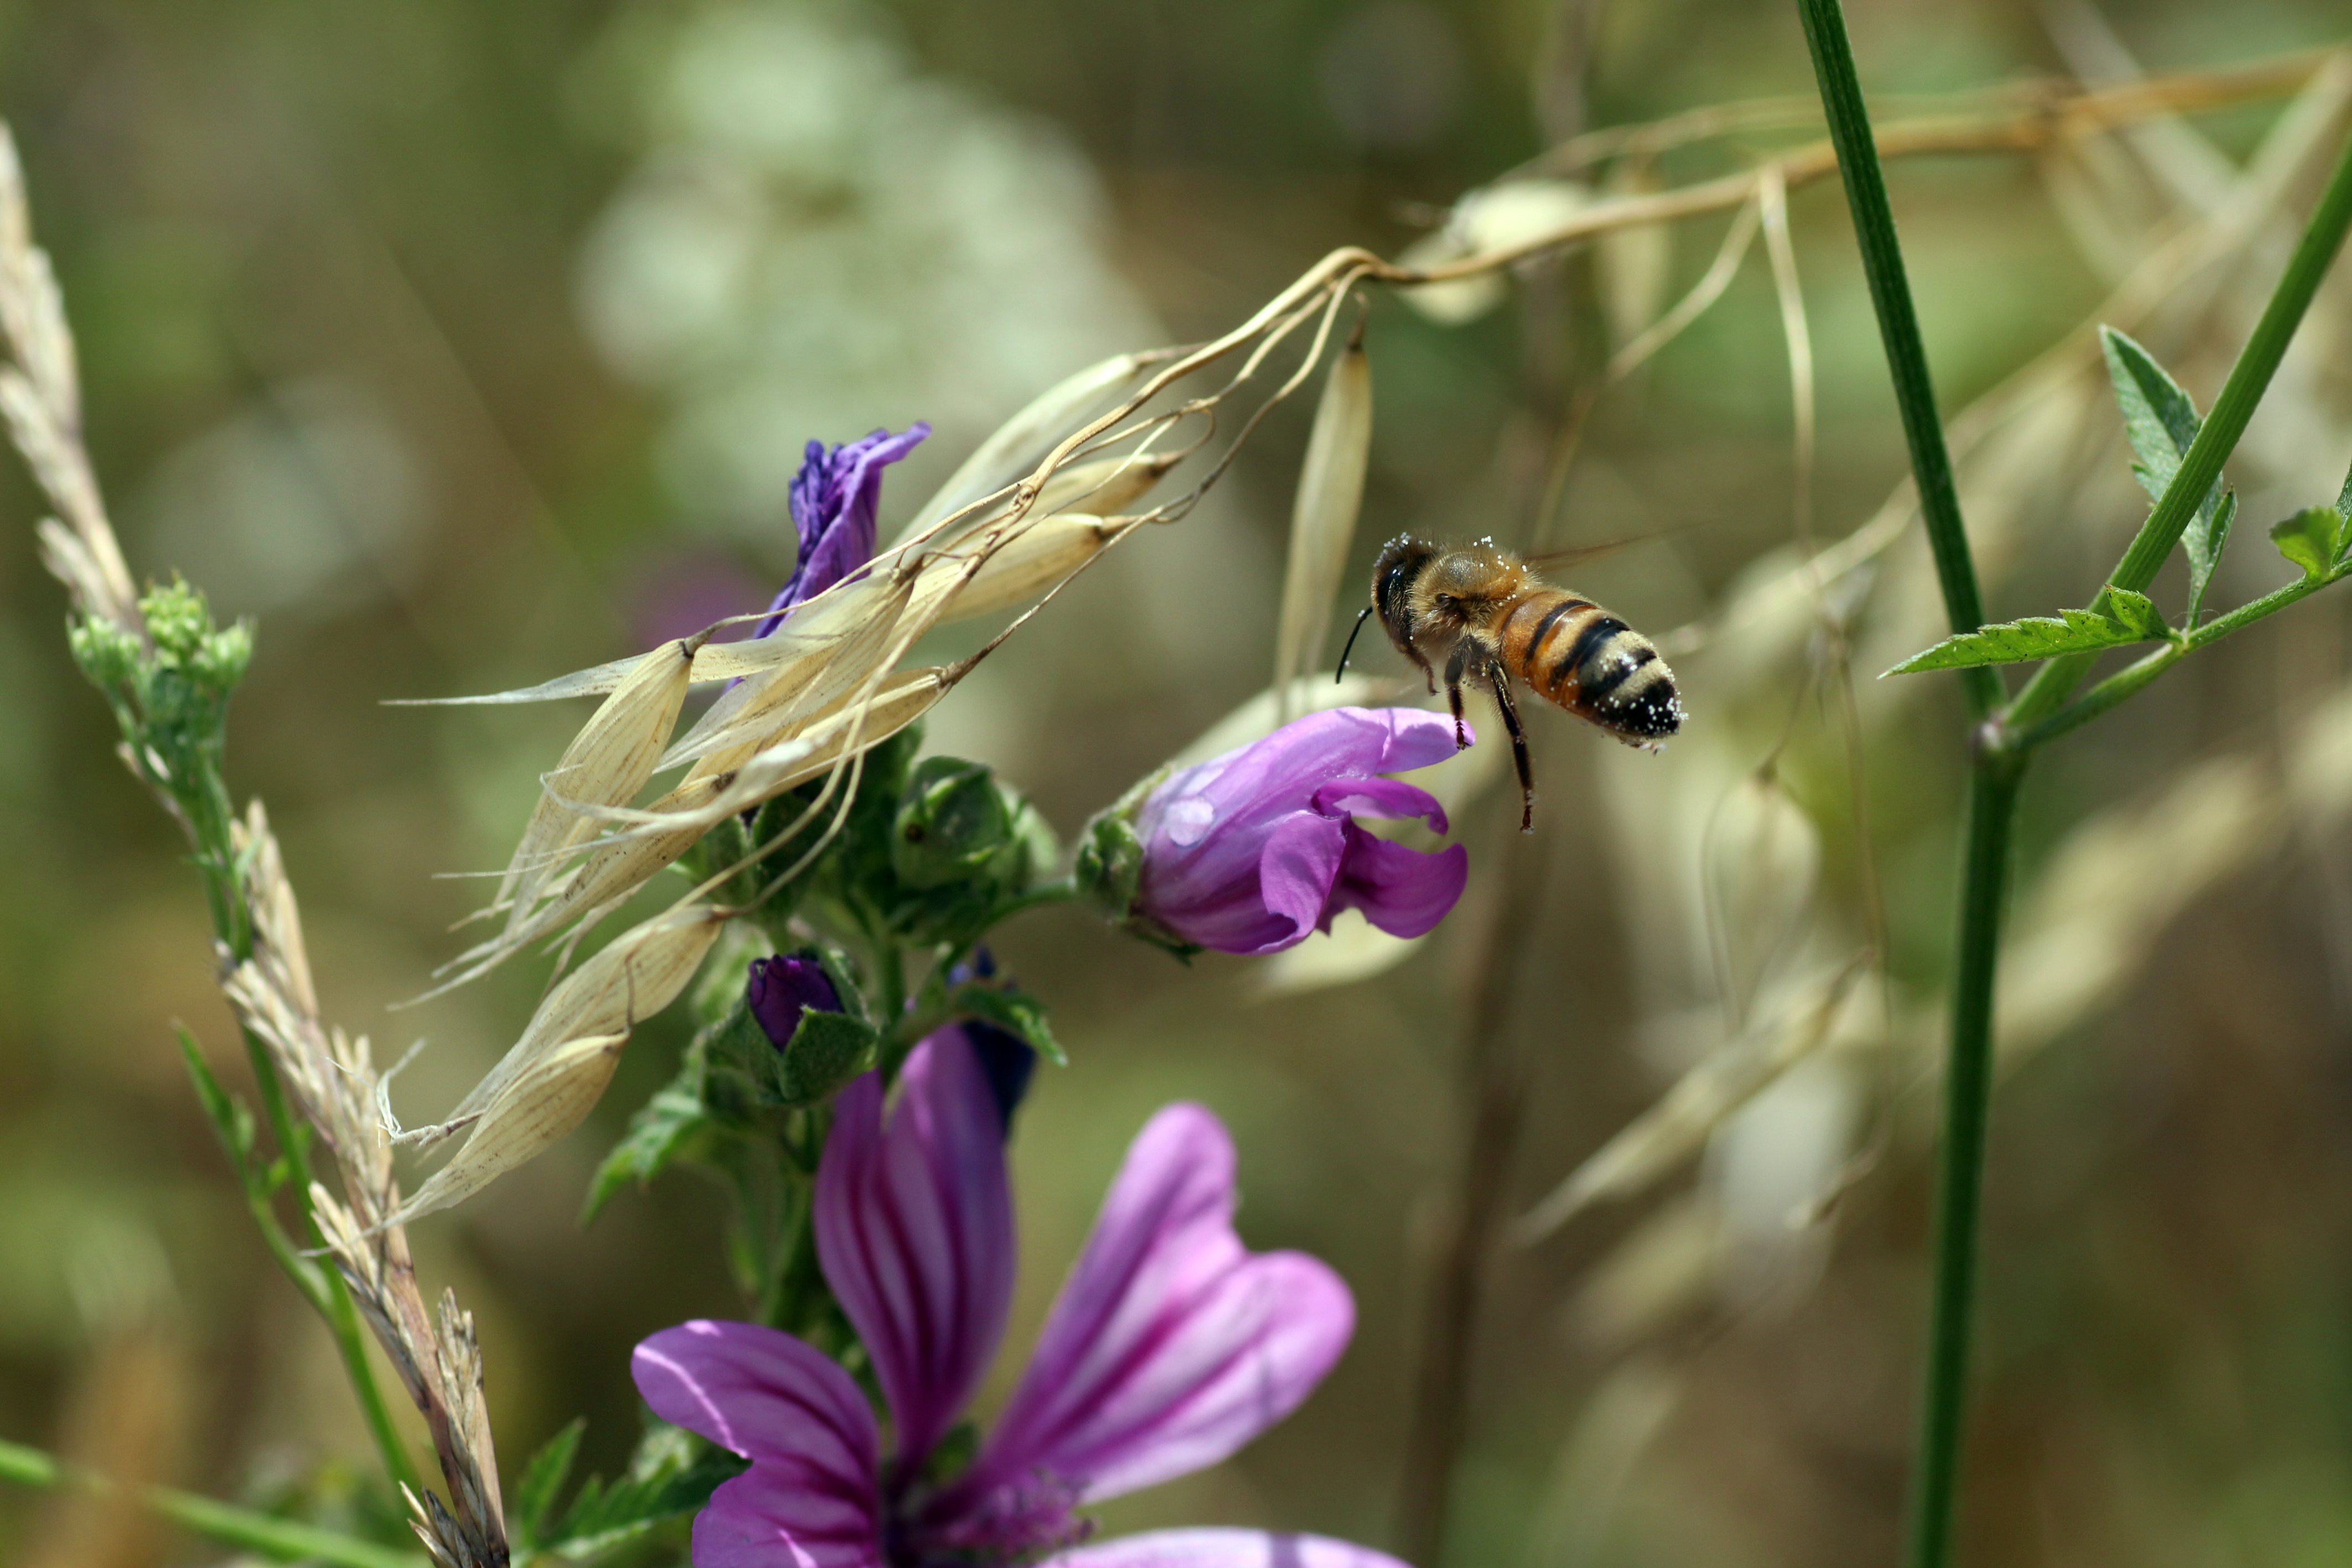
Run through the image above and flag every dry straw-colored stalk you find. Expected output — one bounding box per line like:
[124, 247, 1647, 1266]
[0, 122, 506, 1565]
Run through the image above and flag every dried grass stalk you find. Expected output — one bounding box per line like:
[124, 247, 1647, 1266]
[1273, 327, 1372, 718]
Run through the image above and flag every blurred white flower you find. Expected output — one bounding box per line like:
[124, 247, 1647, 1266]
[577, 0, 1161, 532]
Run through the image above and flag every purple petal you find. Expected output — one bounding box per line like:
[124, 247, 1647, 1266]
[1321, 827, 1467, 940]
[692, 1463, 887, 1568]
[1133, 709, 1470, 955]
[1044, 1530, 1414, 1568]
[756, 423, 929, 635]
[631, 1321, 883, 1564]
[815, 1029, 1014, 1472]
[961, 1106, 1354, 1505]
[1308, 776, 1448, 834]
[746, 954, 842, 1048]
[1252, 814, 1349, 953]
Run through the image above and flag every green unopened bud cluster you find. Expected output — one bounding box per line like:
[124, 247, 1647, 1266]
[69, 579, 254, 841]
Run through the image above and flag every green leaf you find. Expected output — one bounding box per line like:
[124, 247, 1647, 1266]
[512, 1418, 585, 1550]
[2336, 459, 2352, 524]
[948, 981, 1066, 1066]
[2104, 588, 2167, 639]
[178, 1028, 258, 1175]
[1885, 603, 2164, 675]
[2101, 327, 2229, 604]
[582, 1077, 709, 1225]
[2269, 506, 2345, 580]
[2101, 326, 2200, 497]
[2187, 489, 2236, 626]
[542, 1424, 746, 1560]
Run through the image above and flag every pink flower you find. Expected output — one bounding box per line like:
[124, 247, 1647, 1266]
[1131, 707, 1469, 955]
[632, 1029, 1404, 1568]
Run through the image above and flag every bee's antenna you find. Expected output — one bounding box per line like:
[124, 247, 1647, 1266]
[1335, 603, 1376, 684]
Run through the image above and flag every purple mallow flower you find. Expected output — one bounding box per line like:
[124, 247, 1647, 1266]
[1132, 706, 1469, 956]
[633, 1028, 1406, 1568]
[754, 423, 930, 637]
[745, 955, 842, 1048]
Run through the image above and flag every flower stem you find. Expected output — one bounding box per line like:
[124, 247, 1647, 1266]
[1905, 761, 2020, 1568]
[0, 1436, 425, 1568]
[2004, 114, 2352, 734]
[1792, 0, 1999, 720]
[1789, 6, 2026, 1563]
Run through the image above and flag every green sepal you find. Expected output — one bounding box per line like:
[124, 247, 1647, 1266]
[1885, 593, 2172, 676]
[893, 756, 1019, 890]
[2269, 506, 2346, 581]
[704, 947, 879, 1109]
[1074, 812, 1146, 914]
[947, 977, 1066, 1065]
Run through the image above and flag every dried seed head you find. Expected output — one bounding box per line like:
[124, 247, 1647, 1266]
[497, 635, 701, 929]
[392, 905, 726, 1222]
[935, 514, 1134, 624]
[898, 349, 1156, 544]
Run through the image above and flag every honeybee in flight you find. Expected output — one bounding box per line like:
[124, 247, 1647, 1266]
[1338, 535, 1683, 832]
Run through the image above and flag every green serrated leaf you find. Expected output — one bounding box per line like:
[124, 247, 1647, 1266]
[2188, 489, 2236, 626]
[2104, 588, 2167, 640]
[513, 1418, 585, 1550]
[949, 982, 1066, 1066]
[1885, 603, 2160, 675]
[2270, 506, 2342, 581]
[582, 1079, 709, 1225]
[2102, 327, 2229, 589]
[2102, 327, 2200, 498]
[2336, 459, 2352, 527]
[543, 1426, 745, 1559]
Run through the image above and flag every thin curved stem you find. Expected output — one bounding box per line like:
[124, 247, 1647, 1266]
[0, 1437, 425, 1568]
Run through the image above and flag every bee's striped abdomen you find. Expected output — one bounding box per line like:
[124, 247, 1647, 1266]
[1500, 588, 1684, 744]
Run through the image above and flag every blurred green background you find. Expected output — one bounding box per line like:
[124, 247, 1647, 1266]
[4, 0, 2352, 1564]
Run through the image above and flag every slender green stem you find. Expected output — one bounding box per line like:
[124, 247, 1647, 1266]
[1790, 7, 2027, 1564]
[1905, 763, 2021, 1568]
[0, 1437, 425, 1568]
[2007, 118, 2352, 732]
[1793, 0, 2000, 718]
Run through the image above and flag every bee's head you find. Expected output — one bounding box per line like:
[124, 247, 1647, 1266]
[1370, 535, 1437, 650]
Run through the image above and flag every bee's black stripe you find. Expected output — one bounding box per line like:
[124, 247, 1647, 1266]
[1524, 598, 1585, 668]
[1583, 639, 1657, 704]
[1553, 616, 1625, 693]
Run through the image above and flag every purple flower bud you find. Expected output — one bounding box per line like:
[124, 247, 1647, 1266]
[752, 423, 930, 636]
[1133, 706, 1470, 955]
[746, 954, 842, 1049]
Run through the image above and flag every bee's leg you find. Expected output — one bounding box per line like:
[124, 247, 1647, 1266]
[1486, 662, 1536, 832]
[1443, 643, 1472, 749]
[1411, 649, 1439, 695]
